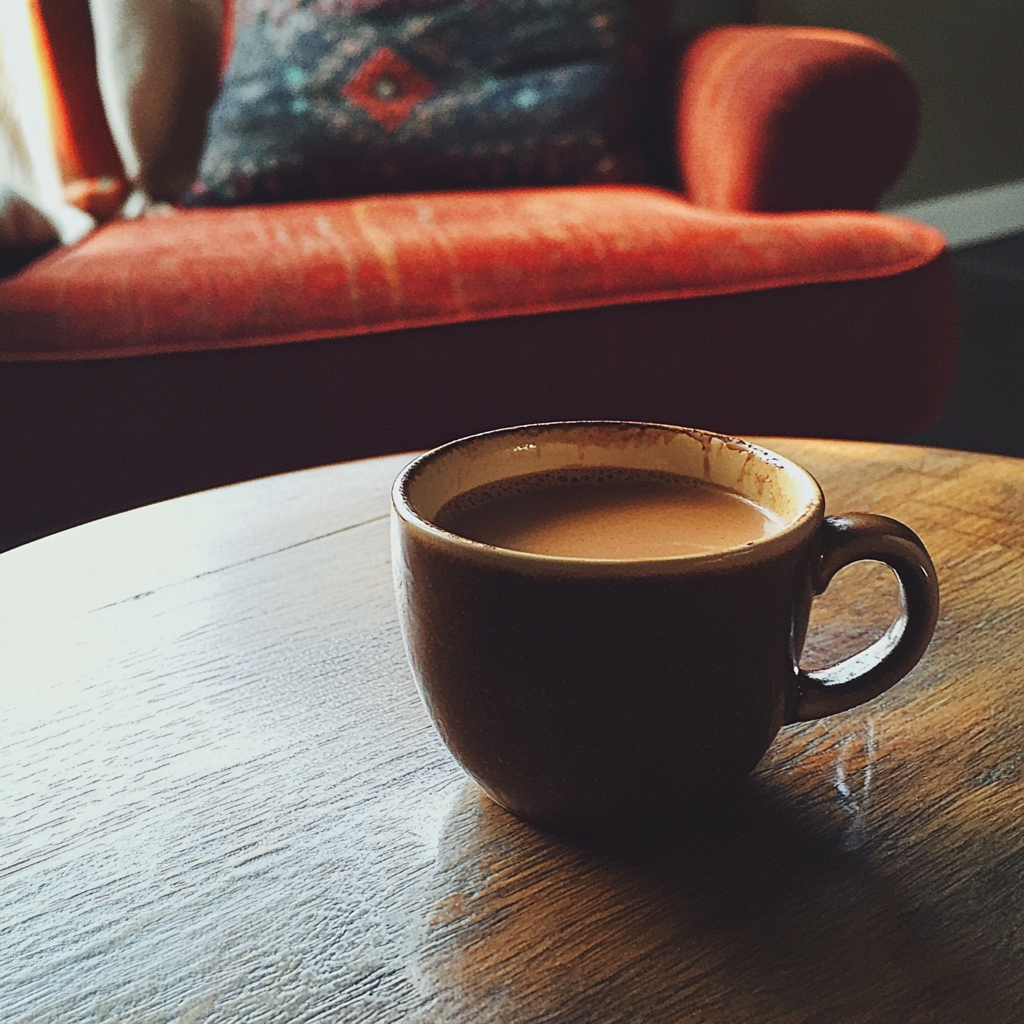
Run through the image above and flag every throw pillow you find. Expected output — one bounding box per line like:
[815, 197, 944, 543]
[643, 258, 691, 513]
[89, 0, 223, 203]
[185, 0, 671, 206]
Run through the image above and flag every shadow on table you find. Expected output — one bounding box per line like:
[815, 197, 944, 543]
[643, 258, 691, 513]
[411, 779, 1011, 1024]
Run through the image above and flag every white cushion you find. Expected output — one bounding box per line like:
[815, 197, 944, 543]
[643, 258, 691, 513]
[89, 0, 222, 202]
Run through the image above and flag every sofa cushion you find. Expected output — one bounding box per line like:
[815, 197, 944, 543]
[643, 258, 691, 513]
[0, 185, 946, 360]
[185, 0, 670, 206]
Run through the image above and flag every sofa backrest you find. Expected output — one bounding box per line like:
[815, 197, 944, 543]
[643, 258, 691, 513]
[33, 0, 123, 185]
[34, 0, 745, 210]
[35, 0, 223, 206]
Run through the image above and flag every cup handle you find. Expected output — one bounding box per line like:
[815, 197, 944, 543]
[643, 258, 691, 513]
[788, 513, 940, 723]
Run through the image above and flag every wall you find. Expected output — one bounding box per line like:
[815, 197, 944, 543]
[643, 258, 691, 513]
[756, 1, 1024, 205]
[676, 0, 749, 29]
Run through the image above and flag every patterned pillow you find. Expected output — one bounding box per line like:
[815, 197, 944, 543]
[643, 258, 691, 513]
[185, 0, 669, 206]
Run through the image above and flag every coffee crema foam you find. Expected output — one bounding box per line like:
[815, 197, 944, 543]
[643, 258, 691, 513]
[434, 468, 785, 560]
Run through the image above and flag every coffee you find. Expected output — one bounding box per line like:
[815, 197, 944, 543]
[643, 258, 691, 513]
[435, 468, 783, 559]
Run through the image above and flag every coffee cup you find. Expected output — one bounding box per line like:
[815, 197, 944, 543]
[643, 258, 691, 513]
[391, 422, 939, 833]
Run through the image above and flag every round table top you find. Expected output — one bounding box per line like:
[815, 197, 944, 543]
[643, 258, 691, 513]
[2, 438, 1023, 1024]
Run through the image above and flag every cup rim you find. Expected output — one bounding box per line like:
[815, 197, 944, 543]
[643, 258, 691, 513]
[392, 421, 824, 576]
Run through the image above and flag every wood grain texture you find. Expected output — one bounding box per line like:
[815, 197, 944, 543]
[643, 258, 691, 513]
[2, 439, 1022, 1023]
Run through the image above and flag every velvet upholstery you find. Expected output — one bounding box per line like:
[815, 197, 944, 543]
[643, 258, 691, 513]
[1, 187, 944, 359]
[678, 26, 921, 213]
[33, 0, 123, 185]
[0, 18, 959, 539]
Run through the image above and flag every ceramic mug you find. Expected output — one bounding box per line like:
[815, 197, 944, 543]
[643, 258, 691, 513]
[391, 422, 939, 833]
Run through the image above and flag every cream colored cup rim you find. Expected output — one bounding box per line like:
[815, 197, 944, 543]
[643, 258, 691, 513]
[392, 422, 824, 575]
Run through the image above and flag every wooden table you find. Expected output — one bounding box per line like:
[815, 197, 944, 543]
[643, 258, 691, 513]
[2, 439, 1023, 1023]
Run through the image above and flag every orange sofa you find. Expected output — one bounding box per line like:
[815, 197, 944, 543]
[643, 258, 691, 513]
[0, 13, 957, 541]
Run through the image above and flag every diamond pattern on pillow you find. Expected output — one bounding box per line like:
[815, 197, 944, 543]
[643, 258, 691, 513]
[343, 46, 436, 130]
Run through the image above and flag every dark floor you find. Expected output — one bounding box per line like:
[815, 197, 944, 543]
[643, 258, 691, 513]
[903, 232, 1024, 459]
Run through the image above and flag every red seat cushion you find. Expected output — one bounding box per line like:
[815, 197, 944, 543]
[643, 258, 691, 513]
[0, 185, 944, 361]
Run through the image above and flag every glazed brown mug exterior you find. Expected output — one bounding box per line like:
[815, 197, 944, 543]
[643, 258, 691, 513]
[391, 422, 939, 833]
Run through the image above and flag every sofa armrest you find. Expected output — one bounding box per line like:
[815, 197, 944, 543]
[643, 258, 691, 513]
[676, 25, 921, 212]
